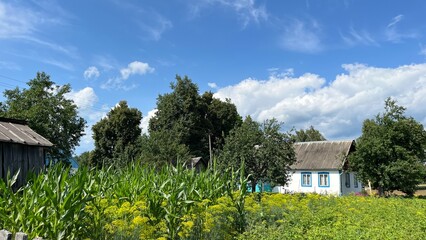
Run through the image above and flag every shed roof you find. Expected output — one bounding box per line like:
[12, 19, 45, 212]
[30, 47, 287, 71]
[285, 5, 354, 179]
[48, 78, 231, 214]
[0, 118, 53, 147]
[292, 140, 355, 170]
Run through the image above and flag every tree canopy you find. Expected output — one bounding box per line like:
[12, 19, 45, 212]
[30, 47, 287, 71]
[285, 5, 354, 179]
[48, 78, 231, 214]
[0, 72, 85, 163]
[91, 101, 142, 167]
[148, 75, 241, 164]
[293, 126, 326, 142]
[218, 116, 296, 192]
[349, 98, 426, 196]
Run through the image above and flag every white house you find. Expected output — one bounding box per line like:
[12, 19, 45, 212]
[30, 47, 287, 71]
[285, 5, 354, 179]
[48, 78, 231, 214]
[273, 140, 362, 195]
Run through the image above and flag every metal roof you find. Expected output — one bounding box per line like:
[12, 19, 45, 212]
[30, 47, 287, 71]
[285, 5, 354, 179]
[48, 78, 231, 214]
[292, 140, 355, 170]
[0, 118, 53, 147]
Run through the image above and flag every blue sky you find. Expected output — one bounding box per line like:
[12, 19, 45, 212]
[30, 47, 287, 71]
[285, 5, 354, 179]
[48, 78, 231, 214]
[1, 0, 426, 155]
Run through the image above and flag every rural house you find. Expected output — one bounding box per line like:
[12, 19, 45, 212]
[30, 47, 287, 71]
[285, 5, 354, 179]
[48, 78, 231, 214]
[0, 117, 53, 188]
[274, 140, 362, 195]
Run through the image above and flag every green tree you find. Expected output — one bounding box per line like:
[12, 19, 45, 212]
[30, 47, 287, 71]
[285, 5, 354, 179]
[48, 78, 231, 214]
[218, 116, 296, 192]
[0, 72, 85, 163]
[91, 101, 142, 167]
[148, 75, 241, 164]
[350, 98, 426, 196]
[74, 151, 92, 167]
[293, 125, 326, 142]
[202, 91, 242, 152]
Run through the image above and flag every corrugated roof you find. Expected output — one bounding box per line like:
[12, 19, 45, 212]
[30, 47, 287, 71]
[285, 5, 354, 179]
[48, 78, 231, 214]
[0, 119, 53, 147]
[292, 140, 354, 170]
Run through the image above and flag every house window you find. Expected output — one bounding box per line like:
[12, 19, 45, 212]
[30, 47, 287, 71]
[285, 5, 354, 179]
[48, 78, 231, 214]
[301, 172, 312, 187]
[318, 172, 330, 187]
[354, 174, 358, 188]
[345, 172, 350, 188]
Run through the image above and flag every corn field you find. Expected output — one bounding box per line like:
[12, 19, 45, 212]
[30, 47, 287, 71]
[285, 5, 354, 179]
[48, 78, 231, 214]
[0, 162, 247, 239]
[1, 163, 426, 239]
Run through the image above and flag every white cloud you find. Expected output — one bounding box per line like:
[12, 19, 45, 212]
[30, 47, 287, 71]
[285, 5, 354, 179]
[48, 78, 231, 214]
[140, 109, 158, 134]
[208, 82, 218, 88]
[101, 61, 154, 90]
[65, 87, 109, 155]
[138, 13, 172, 41]
[84, 66, 100, 79]
[190, 0, 268, 27]
[214, 63, 426, 140]
[387, 14, 403, 28]
[65, 87, 98, 112]
[120, 61, 154, 80]
[0, 2, 39, 38]
[341, 27, 378, 46]
[280, 19, 322, 53]
[420, 44, 426, 57]
[385, 14, 417, 43]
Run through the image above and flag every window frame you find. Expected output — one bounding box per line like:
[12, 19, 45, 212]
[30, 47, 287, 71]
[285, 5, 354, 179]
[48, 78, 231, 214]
[345, 172, 351, 188]
[318, 172, 330, 188]
[354, 174, 359, 188]
[301, 172, 312, 187]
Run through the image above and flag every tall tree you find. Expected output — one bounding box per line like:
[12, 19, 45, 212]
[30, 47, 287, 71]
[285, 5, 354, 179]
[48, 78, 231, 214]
[149, 75, 241, 164]
[202, 91, 242, 151]
[293, 126, 326, 142]
[91, 101, 142, 167]
[218, 116, 296, 192]
[0, 72, 85, 163]
[350, 98, 426, 196]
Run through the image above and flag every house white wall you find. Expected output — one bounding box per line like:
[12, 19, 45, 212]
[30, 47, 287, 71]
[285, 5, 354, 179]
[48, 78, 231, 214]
[273, 170, 363, 195]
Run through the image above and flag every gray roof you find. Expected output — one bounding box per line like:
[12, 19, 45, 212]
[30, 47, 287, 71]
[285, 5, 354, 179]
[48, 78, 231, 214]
[292, 140, 355, 170]
[0, 118, 53, 147]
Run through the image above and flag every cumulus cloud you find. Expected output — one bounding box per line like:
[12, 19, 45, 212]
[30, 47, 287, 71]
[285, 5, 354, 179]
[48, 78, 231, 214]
[120, 61, 154, 80]
[101, 61, 154, 90]
[208, 82, 218, 89]
[280, 19, 322, 53]
[65, 87, 109, 154]
[84, 66, 100, 79]
[140, 109, 158, 134]
[214, 63, 426, 140]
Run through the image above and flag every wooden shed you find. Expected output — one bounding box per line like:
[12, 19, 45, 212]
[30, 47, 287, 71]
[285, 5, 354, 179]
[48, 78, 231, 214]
[0, 117, 53, 188]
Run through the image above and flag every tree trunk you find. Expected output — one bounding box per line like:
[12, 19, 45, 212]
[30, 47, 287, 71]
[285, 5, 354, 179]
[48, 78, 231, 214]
[251, 180, 257, 193]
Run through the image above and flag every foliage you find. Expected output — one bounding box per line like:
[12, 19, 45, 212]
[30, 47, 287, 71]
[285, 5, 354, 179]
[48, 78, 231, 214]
[0, 72, 85, 163]
[91, 100, 142, 167]
[149, 75, 241, 164]
[2, 163, 426, 239]
[0, 164, 94, 239]
[201, 92, 242, 152]
[218, 116, 296, 192]
[239, 193, 426, 240]
[74, 151, 92, 167]
[350, 98, 426, 196]
[0, 162, 245, 239]
[292, 125, 326, 142]
[140, 128, 190, 167]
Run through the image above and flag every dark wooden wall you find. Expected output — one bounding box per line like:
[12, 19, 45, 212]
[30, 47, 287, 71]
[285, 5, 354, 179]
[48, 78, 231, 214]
[0, 143, 45, 188]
